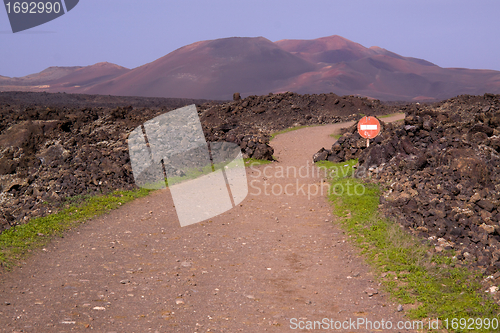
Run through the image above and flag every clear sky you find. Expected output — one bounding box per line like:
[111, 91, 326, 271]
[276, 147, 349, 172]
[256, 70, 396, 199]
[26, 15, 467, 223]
[1, 0, 499, 78]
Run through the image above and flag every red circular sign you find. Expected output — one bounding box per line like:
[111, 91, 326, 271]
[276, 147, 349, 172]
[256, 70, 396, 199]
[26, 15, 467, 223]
[357, 116, 381, 139]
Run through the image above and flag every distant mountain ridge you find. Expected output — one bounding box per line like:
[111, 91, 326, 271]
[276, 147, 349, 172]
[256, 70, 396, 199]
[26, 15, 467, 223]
[2, 35, 500, 101]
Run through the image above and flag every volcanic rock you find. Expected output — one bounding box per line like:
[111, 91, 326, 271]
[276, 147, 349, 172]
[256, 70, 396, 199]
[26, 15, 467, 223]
[314, 93, 500, 275]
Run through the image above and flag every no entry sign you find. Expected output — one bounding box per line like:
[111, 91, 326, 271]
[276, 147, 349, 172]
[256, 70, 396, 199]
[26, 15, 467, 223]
[357, 116, 381, 139]
[357, 116, 381, 147]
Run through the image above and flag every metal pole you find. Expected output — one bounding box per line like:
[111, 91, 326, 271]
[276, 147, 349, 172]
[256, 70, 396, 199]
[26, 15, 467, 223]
[367, 138, 369, 147]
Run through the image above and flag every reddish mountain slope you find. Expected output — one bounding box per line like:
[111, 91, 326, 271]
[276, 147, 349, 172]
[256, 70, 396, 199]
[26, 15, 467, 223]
[48, 62, 130, 92]
[0, 63, 129, 93]
[275, 35, 377, 64]
[2, 35, 500, 101]
[10, 66, 84, 84]
[275, 36, 500, 100]
[0, 66, 83, 92]
[85, 37, 317, 99]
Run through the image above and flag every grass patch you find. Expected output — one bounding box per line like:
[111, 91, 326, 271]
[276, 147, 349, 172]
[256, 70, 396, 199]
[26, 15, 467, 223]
[320, 160, 499, 332]
[0, 188, 152, 269]
[329, 133, 343, 139]
[244, 157, 273, 167]
[378, 112, 405, 119]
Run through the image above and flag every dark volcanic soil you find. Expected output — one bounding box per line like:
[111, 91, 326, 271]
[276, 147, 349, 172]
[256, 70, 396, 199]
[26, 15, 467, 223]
[0, 91, 397, 232]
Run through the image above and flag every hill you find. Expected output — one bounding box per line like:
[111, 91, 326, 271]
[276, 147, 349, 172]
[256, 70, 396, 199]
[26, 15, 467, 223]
[2, 35, 500, 101]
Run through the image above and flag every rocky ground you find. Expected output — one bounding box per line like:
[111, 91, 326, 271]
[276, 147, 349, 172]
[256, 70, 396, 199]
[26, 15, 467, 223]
[0, 91, 393, 232]
[314, 93, 500, 286]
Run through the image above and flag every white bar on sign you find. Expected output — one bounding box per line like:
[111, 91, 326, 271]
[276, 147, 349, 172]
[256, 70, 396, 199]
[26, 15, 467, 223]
[360, 124, 378, 130]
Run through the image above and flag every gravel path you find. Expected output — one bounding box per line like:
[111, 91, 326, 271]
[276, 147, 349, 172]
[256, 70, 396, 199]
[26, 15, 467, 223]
[0, 114, 422, 332]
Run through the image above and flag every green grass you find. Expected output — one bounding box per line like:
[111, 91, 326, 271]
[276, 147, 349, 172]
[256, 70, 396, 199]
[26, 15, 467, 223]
[244, 157, 273, 167]
[329, 133, 343, 139]
[378, 112, 405, 119]
[319, 160, 499, 332]
[0, 188, 152, 269]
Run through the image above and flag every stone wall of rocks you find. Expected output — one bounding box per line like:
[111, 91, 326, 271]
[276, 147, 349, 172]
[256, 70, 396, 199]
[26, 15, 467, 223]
[314, 93, 500, 276]
[198, 91, 394, 159]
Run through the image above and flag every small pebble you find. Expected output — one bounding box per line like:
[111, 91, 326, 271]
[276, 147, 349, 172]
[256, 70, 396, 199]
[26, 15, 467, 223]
[364, 288, 378, 297]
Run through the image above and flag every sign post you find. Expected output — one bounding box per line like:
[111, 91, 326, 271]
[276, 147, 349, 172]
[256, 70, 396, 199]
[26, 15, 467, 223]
[357, 116, 381, 147]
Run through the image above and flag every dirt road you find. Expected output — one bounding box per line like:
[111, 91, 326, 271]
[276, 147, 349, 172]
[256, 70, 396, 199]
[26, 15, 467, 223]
[0, 114, 421, 332]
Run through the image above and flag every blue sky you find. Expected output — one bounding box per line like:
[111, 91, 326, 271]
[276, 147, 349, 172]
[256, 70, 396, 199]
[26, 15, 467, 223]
[1, 0, 499, 77]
